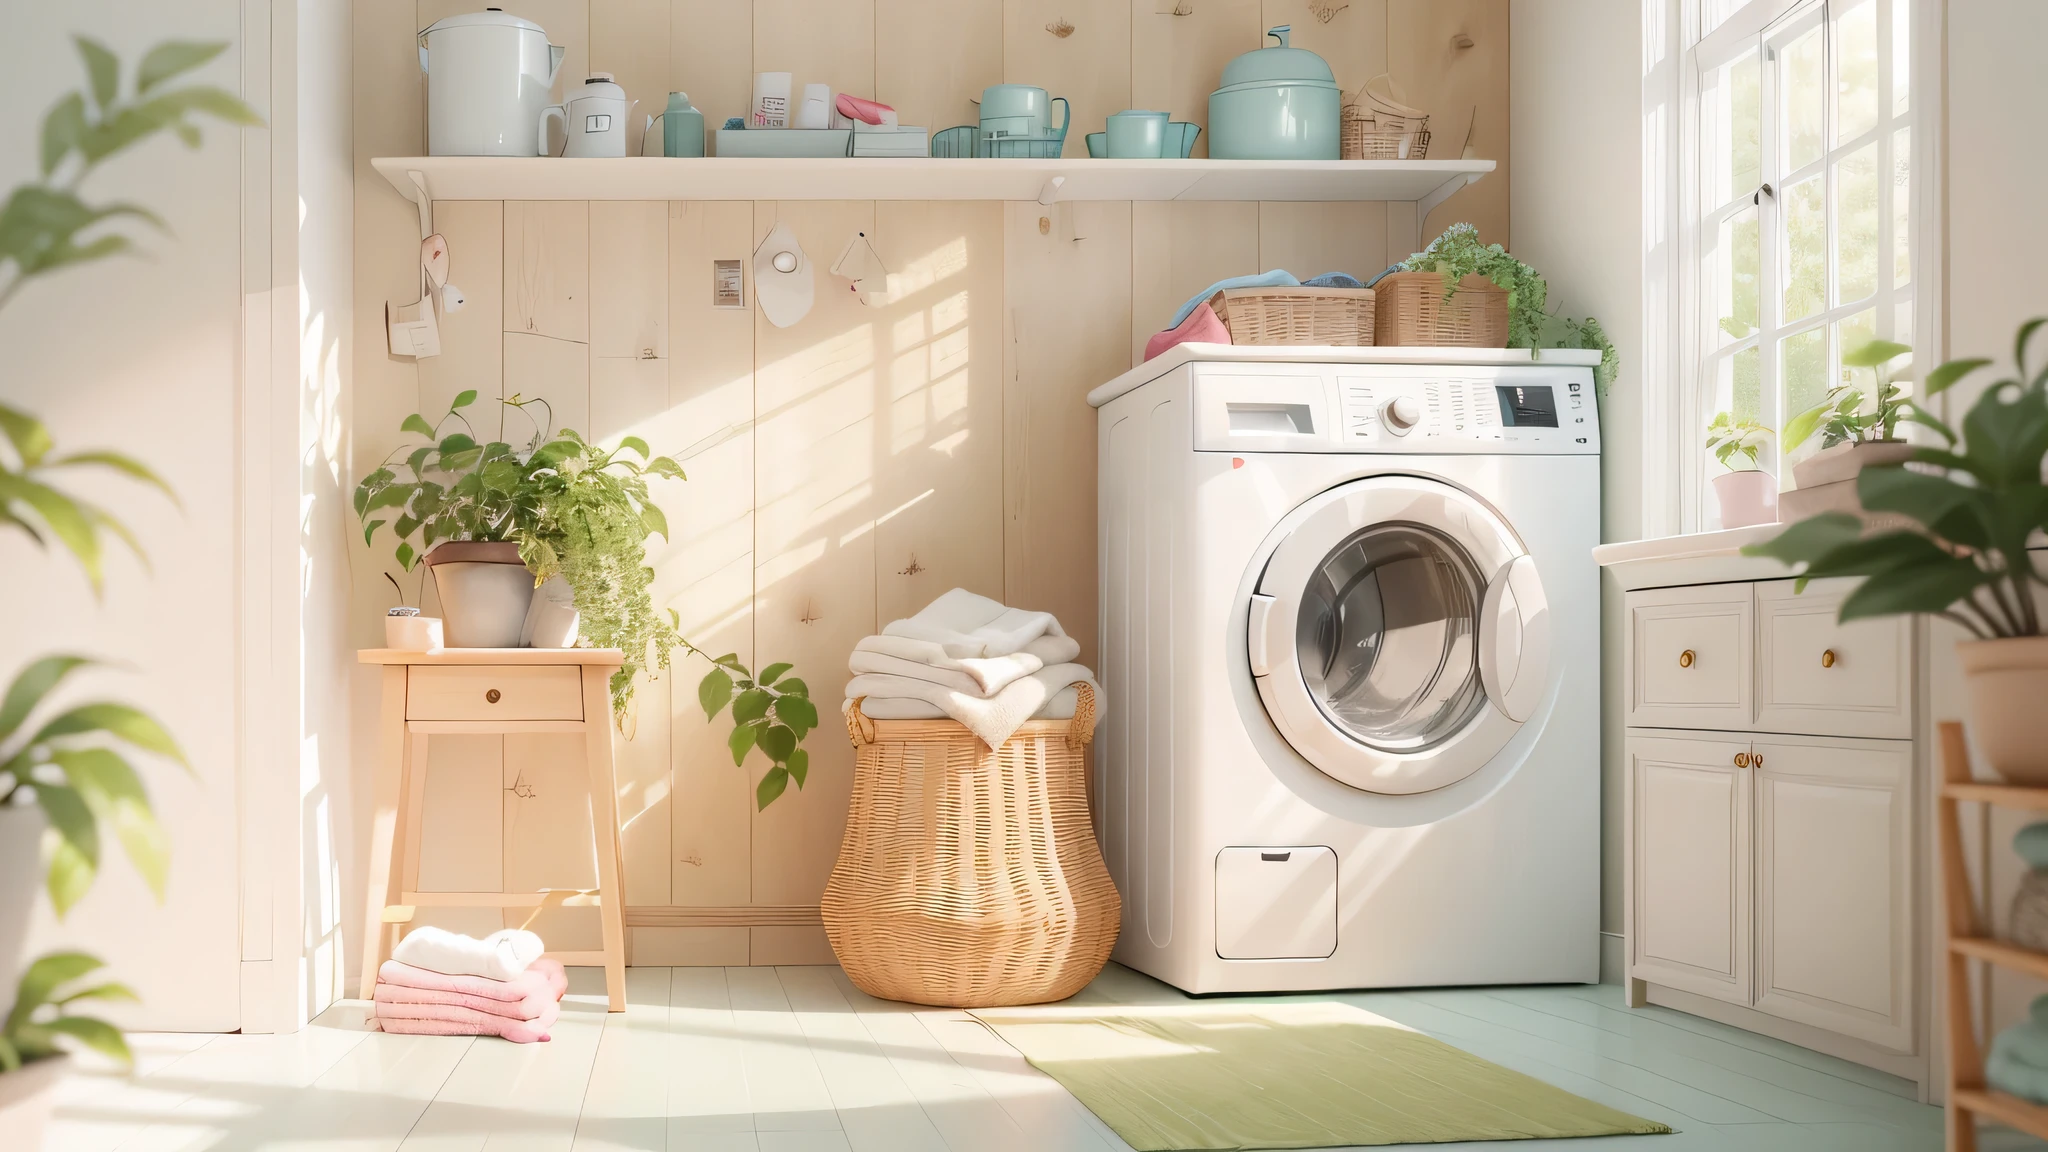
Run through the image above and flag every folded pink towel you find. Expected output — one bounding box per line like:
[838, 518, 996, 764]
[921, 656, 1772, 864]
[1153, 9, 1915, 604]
[376, 997, 560, 1044]
[375, 979, 554, 1022]
[376, 956, 567, 1004]
[1143, 300, 1230, 362]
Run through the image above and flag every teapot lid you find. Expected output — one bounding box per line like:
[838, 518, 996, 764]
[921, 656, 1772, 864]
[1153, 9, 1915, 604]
[1217, 24, 1337, 89]
[421, 8, 547, 35]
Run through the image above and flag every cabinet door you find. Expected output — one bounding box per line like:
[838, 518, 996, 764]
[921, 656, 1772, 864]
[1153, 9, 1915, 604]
[1625, 585, 1754, 730]
[1627, 734, 1753, 1004]
[1756, 578, 1912, 739]
[1752, 736, 1914, 1052]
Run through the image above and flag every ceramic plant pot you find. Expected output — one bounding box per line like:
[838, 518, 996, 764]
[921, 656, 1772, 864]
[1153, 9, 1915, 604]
[1789, 439, 1919, 490]
[520, 574, 581, 649]
[424, 541, 535, 648]
[0, 805, 42, 994]
[1958, 637, 2048, 783]
[1712, 469, 1779, 529]
[0, 1054, 70, 1150]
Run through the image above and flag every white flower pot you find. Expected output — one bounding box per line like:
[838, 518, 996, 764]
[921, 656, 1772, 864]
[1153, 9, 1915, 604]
[1959, 637, 2048, 783]
[519, 574, 580, 649]
[0, 1054, 69, 1150]
[0, 805, 44, 994]
[1789, 439, 1918, 490]
[1712, 469, 1779, 529]
[424, 542, 535, 648]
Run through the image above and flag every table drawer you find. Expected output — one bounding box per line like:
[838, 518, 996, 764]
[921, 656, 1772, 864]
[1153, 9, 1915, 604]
[407, 665, 584, 721]
[1756, 577, 1911, 739]
[1626, 584, 1754, 730]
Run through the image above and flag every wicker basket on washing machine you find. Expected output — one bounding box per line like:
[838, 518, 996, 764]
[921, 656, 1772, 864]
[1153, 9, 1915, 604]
[821, 685, 1119, 1007]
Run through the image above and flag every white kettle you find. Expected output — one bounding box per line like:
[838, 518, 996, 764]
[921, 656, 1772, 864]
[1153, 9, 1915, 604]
[541, 74, 649, 158]
[419, 9, 566, 157]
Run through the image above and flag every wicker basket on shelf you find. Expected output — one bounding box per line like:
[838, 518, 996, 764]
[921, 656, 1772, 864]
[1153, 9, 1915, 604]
[821, 685, 1119, 1008]
[1342, 74, 1432, 160]
[1209, 287, 1376, 346]
[1373, 272, 1509, 347]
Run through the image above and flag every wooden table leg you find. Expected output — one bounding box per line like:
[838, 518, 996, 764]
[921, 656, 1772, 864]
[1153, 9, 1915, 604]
[359, 666, 412, 999]
[582, 666, 628, 1011]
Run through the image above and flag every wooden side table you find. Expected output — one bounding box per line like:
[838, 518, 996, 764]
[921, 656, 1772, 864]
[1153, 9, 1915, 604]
[357, 647, 628, 1011]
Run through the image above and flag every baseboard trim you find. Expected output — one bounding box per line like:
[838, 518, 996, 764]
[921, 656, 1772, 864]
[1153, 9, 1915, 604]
[1599, 932, 1625, 985]
[625, 905, 823, 928]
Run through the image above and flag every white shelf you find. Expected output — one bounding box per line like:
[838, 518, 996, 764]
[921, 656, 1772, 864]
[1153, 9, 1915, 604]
[371, 155, 1491, 210]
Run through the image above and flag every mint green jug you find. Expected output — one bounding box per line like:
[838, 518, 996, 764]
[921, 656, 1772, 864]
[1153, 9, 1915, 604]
[660, 92, 706, 158]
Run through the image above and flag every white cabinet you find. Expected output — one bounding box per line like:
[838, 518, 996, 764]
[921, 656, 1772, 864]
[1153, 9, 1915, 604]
[1622, 575, 1918, 1064]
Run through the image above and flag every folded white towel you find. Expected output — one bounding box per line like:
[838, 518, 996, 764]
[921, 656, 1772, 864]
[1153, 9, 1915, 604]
[844, 663, 1100, 749]
[391, 926, 544, 982]
[850, 638, 1044, 695]
[881, 587, 1070, 659]
[857, 683, 1088, 723]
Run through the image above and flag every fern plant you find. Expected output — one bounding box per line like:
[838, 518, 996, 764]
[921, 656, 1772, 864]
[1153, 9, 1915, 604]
[1400, 223, 1621, 396]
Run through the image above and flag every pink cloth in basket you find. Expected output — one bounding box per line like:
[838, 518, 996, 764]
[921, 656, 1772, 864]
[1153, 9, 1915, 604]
[377, 956, 567, 1005]
[376, 997, 561, 1044]
[1143, 300, 1230, 362]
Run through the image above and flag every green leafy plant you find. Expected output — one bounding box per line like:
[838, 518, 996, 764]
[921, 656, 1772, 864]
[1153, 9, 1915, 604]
[355, 391, 548, 572]
[0, 952, 135, 1071]
[1706, 411, 1773, 471]
[1783, 339, 1918, 452]
[0, 404, 172, 594]
[1743, 317, 2048, 639]
[1400, 223, 1621, 395]
[696, 656, 819, 810]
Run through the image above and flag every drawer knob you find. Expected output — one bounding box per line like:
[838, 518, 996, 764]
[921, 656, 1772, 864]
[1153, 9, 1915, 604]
[1734, 752, 1751, 768]
[1821, 648, 1837, 668]
[1752, 752, 1764, 769]
[1678, 649, 1695, 668]
[485, 688, 502, 704]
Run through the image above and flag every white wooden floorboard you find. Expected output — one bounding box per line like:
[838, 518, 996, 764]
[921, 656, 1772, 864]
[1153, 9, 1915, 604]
[664, 967, 757, 1142]
[771, 966, 949, 1152]
[820, 968, 1038, 1152]
[570, 966, 672, 1152]
[399, 967, 609, 1151]
[721, 967, 840, 1133]
[910, 1009, 1130, 1152]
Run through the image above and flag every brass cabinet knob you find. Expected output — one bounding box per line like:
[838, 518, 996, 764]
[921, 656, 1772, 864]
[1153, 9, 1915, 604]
[485, 688, 502, 704]
[1734, 752, 1751, 768]
[1679, 649, 1696, 668]
[1821, 648, 1837, 668]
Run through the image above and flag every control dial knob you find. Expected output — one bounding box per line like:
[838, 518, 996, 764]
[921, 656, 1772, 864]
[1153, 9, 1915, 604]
[1380, 395, 1423, 435]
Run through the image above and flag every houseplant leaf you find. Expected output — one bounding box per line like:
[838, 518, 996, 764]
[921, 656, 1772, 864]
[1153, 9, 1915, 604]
[0, 654, 91, 742]
[32, 702, 189, 770]
[697, 669, 733, 719]
[755, 765, 789, 810]
[36, 783, 100, 917]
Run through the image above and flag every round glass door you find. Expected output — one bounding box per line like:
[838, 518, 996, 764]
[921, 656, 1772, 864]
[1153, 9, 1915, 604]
[1296, 523, 1487, 752]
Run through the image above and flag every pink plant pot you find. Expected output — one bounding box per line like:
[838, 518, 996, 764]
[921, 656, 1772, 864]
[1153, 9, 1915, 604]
[1711, 469, 1779, 529]
[1958, 637, 2048, 783]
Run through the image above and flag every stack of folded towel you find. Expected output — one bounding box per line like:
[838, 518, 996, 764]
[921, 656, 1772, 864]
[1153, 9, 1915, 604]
[374, 926, 566, 1044]
[844, 588, 1102, 749]
[1991, 994, 2048, 1103]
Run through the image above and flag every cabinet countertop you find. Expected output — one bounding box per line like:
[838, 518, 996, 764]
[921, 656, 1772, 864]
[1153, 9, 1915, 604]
[1593, 525, 1797, 591]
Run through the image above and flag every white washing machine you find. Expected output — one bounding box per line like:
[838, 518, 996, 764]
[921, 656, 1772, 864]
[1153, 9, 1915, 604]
[1088, 344, 1602, 994]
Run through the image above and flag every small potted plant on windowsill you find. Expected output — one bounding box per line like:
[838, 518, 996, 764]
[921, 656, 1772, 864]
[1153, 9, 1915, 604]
[1705, 412, 1777, 529]
[1780, 339, 1923, 520]
[1746, 317, 2048, 781]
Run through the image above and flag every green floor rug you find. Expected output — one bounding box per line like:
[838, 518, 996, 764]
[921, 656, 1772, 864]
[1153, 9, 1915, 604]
[969, 1001, 1673, 1150]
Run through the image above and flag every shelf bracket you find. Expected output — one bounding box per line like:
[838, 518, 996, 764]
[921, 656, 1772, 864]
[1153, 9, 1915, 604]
[404, 169, 434, 240]
[1415, 172, 1478, 232]
[1036, 175, 1066, 206]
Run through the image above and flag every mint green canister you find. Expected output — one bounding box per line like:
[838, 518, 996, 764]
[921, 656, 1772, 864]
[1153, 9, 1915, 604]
[661, 92, 706, 158]
[1207, 25, 1340, 160]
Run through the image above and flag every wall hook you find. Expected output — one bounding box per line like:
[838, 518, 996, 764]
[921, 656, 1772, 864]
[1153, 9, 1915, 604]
[1046, 18, 1075, 37]
[899, 554, 926, 577]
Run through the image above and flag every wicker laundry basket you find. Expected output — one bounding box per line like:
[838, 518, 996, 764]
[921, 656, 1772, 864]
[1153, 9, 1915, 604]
[822, 686, 1120, 1008]
[1209, 287, 1376, 346]
[1373, 271, 1510, 347]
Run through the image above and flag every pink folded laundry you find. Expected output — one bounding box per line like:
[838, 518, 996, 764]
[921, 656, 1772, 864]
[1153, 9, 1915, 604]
[376, 997, 560, 1044]
[375, 979, 554, 1022]
[376, 956, 567, 1004]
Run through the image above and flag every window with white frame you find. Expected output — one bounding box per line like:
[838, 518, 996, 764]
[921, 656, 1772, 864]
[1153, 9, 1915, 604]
[1687, 0, 1913, 524]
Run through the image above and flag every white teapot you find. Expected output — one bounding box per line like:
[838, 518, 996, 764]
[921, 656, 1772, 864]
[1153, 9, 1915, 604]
[540, 73, 648, 158]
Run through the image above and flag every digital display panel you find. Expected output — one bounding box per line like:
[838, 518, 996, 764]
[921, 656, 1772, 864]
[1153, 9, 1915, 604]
[1495, 385, 1559, 428]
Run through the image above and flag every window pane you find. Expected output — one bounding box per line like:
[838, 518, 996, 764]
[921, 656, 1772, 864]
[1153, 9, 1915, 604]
[1782, 327, 1829, 439]
[1894, 0, 1912, 117]
[1782, 175, 1827, 322]
[1835, 142, 1879, 304]
[1835, 309, 1877, 393]
[1703, 50, 1761, 207]
[1709, 345, 1762, 423]
[1836, 0, 1879, 143]
[1712, 205, 1760, 345]
[1895, 298, 1913, 354]
[1893, 126, 1912, 288]
[1781, 23, 1826, 172]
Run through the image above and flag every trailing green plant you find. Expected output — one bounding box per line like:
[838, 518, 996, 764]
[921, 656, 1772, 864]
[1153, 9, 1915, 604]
[357, 399, 819, 809]
[1400, 223, 1621, 396]
[0, 952, 135, 1071]
[1706, 411, 1773, 471]
[1743, 317, 2048, 639]
[1782, 338, 1916, 452]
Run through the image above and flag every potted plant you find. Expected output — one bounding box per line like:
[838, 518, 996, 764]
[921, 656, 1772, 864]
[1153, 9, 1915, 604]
[1397, 223, 1621, 395]
[1746, 317, 2048, 780]
[0, 953, 136, 1145]
[1782, 338, 1921, 494]
[1705, 412, 1777, 528]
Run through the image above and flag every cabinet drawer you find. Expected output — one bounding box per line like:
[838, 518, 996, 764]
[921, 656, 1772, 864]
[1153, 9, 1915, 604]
[407, 665, 583, 722]
[1626, 584, 1754, 730]
[1756, 578, 1911, 739]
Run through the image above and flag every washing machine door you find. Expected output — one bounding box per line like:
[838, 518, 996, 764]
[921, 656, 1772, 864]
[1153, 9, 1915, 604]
[1247, 475, 1552, 795]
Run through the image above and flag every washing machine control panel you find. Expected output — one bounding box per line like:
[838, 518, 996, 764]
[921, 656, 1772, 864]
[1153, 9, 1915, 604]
[1338, 375, 1591, 448]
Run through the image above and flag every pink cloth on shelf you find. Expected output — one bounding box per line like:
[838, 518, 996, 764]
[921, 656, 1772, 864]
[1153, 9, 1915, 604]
[376, 997, 561, 1044]
[1143, 300, 1230, 362]
[376, 956, 567, 1004]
